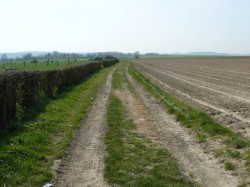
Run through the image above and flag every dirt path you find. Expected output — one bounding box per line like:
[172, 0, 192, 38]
[123, 70, 241, 187]
[53, 72, 113, 187]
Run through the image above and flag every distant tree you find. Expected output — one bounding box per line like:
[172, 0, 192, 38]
[94, 57, 103, 61]
[145, 53, 159, 56]
[1, 54, 7, 62]
[87, 53, 93, 58]
[52, 51, 60, 58]
[30, 59, 38, 63]
[22, 53, 33, 60]
[44, 53, 52, 59]
[104, 55, 115, 60]
[15, 57, 22, 61]
[134, 51, 140, 59]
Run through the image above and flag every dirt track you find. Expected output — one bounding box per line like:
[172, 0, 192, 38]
[51, 61, 249, 186]
[53, 72, 113, 187]
[132, 58, 250, 138]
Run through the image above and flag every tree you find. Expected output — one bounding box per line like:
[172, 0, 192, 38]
[22, 53, 33, 60]
[52, 51, 60, 58]
[1, 54, 7, 62]
[94, 57, 103, 61]
[134, 51, 140, 59]
[31, 59, 38, 63]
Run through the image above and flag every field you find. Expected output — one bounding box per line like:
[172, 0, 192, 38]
[2, 59, 250, 186]
[0, 58, 89, 71]
[132, 58, 250, 138]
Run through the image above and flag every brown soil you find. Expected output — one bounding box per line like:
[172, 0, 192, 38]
[113, 69, 242, 186]
[133, 58, 250, 138]
[53, 72, 113, 187]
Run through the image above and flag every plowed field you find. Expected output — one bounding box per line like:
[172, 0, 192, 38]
[132, 58, 250, 138]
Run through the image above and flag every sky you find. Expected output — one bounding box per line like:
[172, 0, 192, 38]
[0, 0, 250, 54]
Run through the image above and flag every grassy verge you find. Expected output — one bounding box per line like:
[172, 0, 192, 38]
[111, 62, 126, 90]
[0, 66, 113, 186]
[105, 94, 195, 186]
[128, 63, 250, 171]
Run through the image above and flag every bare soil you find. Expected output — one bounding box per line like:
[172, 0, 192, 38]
[53, 72, 113, 187]
[133, 58, 250, 138]
[123, 71, 242, 187]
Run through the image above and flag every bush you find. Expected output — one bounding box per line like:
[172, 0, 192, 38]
[31, 59, 38, 63]
[102, 58, 119, 67]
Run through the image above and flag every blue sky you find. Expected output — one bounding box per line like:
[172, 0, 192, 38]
[0, 0, 250, 53]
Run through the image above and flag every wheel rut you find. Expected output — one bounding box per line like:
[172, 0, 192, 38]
[53, 71, 113, 187]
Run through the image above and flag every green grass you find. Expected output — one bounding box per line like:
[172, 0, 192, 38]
[0, 58, 89, 71]
[226, 150, 241, 159]
[215, 149, 241, 159]
[224, 162, 236, 171]
[0, 66, 113, 186]
[112, 63, 127, 90]
[105, 95, 195, 187]
[244, 151, 250, 172]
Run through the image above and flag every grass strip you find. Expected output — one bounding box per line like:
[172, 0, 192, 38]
[128, 64, 249, 149]
[112, 62, 127, 90]
[0, 67, 113, 186]
[105, 94, 195, 185]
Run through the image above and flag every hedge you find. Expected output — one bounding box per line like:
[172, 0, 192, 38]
[0, 59, 119, 129]
[102, 58, 119, 67]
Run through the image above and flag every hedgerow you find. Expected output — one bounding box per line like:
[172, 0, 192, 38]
[0, 59, 119, 129]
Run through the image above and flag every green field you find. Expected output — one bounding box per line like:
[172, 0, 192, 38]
[0, 58, 90, 71]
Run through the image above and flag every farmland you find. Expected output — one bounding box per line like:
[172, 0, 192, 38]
[1, 58, 250, 186]
[132, 58, 250, 138]
[0, 58, 89, 71]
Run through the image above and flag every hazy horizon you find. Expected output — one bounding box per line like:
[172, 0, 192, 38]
[1, 0, 250, 54]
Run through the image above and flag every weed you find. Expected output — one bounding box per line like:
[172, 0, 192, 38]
[244, 150, 250, 172]
[224, 162, 235, 171]
[226, 150, 241, 159]
[215, 149, 224, 157]
[226, 136, 249, 149]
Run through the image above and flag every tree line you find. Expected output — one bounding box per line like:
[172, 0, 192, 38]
[0, 51, 163, 63]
